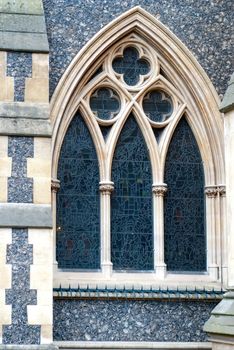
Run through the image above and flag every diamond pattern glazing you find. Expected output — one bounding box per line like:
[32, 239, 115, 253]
[164, 118, 206, 272]
[111, 115, 153, 270]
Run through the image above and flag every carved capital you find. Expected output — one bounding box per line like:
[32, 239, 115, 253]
[152, 184, 167, 197]
[99, 181, 114, 194]
[205, 186, 218, 198]
[218, 185, 226, 197]
[51, 178, 60, 193]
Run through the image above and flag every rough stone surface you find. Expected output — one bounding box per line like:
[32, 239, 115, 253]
[42, 0, 233, 98]
[6, 52, 32, 102]
[3, 229, 41, 345]
[8, 137, 34, 203]
[53, 299, 218, 342]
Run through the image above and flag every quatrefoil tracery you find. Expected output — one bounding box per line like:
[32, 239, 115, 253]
[143, 90, 173, 123]
[83, 38, 184, 144]
[90, 87, 120, 120]
[112, 46, 150, 86]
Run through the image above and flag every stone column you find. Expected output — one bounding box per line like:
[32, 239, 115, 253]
[204, 73, 234, 349]
[51, 179, 61, 266]
[205, 186, 219, 280]
[152, 183, 167, 278]
[99, 181, 114, 277]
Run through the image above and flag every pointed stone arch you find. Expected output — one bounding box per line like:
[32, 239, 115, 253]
[52, 6, 226, 285]
[51, 6, 224, 186]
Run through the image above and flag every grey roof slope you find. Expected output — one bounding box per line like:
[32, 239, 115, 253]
[220, 73, 234, 113]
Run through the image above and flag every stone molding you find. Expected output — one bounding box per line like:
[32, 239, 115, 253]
[51, 179, 61, 193]
[205, 186, 218, 198]
[152, 184, 167, 196]
[0, 346, 58, 350]
[205, 185, 226, 198]
[99, 182, 114, 194]
[54, 341, 211, 349]
[0, 203, 52, 228]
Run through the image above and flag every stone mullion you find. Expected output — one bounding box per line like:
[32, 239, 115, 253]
[152, 183, 167, 278]
[51, 179, 60, 265]
[205, 186, 219, 280]
[99, 181, 114, 277]
[218, 186, 227, 284]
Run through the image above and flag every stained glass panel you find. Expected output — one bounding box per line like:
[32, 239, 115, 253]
[90, 88, 120, 120]
[143, 90, 173, 123]
[112, 47, 150, 86]
[164, 117, 206, 272]
[56, 111, 100, 269]
[111, 115, 153, 270]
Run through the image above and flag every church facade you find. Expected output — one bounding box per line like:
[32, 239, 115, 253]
[0, 0, 233, 349]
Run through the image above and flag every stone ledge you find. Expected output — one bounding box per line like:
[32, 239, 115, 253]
[0, 346, 58, 350]
[0, 203, 52, 228]
[0, 0, 44, 15]
[0, 117, 52, 136]
[0, 32, 49, 53]
[0, 102, 49, 119]
[0, 14, 46, 34]
[55, 342, 212, 349]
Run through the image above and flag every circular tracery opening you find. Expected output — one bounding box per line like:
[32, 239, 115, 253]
[90, 87, 120, 120]
[112, 46, 150, 86]
[143, 90, 173, 123]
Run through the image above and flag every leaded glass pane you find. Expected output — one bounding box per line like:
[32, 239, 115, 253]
[143, 91, 173, 123]
[164, 117, 206, 272]
[56, 111, 100, 269]
[111, 115, 153, 270]
[100, 125, 112, 140]
[112, 47, 150, 86]
[90, 88, 120, 120]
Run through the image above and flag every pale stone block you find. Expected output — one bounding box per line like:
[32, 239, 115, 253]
[0, 158, 11, 176]
[0, 52, 6, 77]
[0, 77, 14, 101]
[213, 343, 234, 350]
[25, 78, 49, 103]
[27, 159, 51, 178]
[0, 136, 8, 157]
[33, 178, 51, 204]
[0, 244, 7, 264]
[29, 229, 53, 265]
[32, 54, 49, 79]
[0, 305, 11, 325]
[37, 290, 53, 306]
[34, 137, 51, 159]
[30, 265, 53, 290]
[0, 290, 5, 305]
[27, 305, 52, 325]
[0, 177, 8, 202]
[0, 228, 12, 244]
[0, 265, 11, 289]
[41, 324, 53, 344]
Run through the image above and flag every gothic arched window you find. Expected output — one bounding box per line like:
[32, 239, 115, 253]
[52, 8, 225, 287]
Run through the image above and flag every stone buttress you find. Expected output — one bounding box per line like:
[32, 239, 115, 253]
[0, 1, 56, 348]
